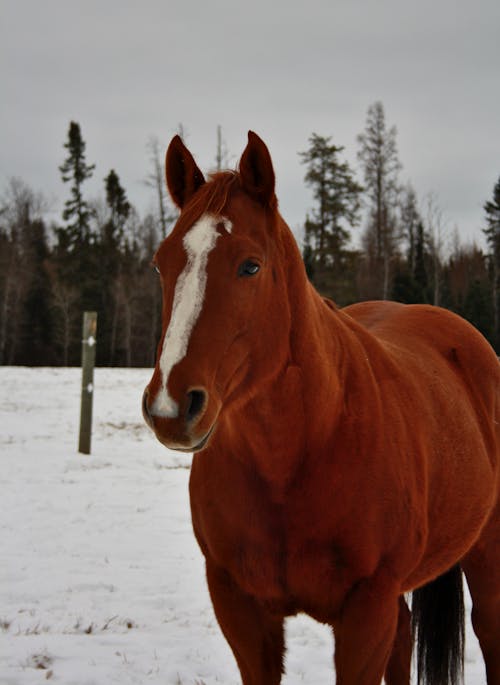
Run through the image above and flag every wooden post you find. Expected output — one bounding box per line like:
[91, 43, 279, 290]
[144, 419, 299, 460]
[78, 311, 97, 455]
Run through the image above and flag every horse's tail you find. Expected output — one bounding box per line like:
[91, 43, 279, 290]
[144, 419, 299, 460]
[411, 564, 465, 685]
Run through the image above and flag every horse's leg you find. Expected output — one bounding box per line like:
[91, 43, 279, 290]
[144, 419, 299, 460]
[205, 561, 285, 685]
[384, 596, 412, 685]
[462, 505, 500, 684]
[332, 573, 400, 685]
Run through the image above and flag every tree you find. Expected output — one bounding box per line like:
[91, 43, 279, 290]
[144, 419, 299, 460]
[145, 136, 176, 239]
[424, 192, 448, 306]
[413, 220, 429, 299]
[299, 133, 363, 301]
[444, 243, 493, 344]
[215, 125, 229, 171]
[400, 184, 421, 273]
[463, 277, 493, 342]
[105, 169, 130, 232]
[58, 121, 95, 247]
[0, 179, 53, 365]
[54, 122, 99, 363]
[391, 219, 431, 304]
[483, 175, 500, 349]
[96, 170, 130, 364]
[357, 102, 402, 299]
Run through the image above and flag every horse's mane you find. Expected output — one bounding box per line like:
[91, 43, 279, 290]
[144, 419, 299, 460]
[180, 169, 278, 228]
[184, 171, 242, 220]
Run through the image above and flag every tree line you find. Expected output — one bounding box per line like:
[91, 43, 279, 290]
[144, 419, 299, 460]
[302, 101, 500, 352]
[0, 123, 168, 367]
[0, 107, 499, 367]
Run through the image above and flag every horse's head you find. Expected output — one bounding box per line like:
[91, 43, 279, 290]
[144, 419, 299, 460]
[142, 132, 294, 452]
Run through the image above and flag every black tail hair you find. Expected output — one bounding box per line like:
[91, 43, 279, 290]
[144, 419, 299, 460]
[411, 564, 465, 685]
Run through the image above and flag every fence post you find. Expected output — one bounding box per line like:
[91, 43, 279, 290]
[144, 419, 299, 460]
[78, 311, 97, 455]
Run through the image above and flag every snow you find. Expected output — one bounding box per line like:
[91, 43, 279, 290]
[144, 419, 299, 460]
[0, 367, 487, 684]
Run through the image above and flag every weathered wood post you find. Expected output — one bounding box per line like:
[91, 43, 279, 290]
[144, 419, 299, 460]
[78, 311, 97, 455]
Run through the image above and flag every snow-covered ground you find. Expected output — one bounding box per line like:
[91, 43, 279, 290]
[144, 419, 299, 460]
[0, 367, 486, 684]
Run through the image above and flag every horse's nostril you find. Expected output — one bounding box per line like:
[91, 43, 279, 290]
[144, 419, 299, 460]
[185, 390, 206, 422]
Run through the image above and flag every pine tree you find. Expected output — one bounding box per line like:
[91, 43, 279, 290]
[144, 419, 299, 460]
[413, 221, 429, 300]
[483, 175, 500, 349]
[54, 122, 97, 363]
[299, 133, 363, 300]
[400, 184, 420, 273]
[357, 102, 402, 299]
[463, 277, 493, 343]
[59, 121, 95, 247]
[105, 169, 130, 237]
[99, 170, 132, 364]
[0, 179, 53, 364]
[18, 219, 54, 364]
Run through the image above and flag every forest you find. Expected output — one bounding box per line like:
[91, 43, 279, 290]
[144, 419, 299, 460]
[1, 102, 499, 367]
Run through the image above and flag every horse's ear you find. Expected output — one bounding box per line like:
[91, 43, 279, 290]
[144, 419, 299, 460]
[239, 131, 276, 207]
[165, 135, 205, 208]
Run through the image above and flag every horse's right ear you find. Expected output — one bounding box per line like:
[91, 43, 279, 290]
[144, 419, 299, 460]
[165, 135, 205, 209]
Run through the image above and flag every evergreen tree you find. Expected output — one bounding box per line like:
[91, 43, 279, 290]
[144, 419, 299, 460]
[0, 179, 54, 364]
[18, 219, 54, 365]
[299, 133, 363, 301]
[54, 122, 97, 363]
[99, 170, 131, 364]
[390, 220, 430, 305]
[400, 184, 420, 273]
[463, 277, 493, 343]
[483, 175, 500, 349]
[357, 102, 402, 299]
[413, 221, 429, 300]
[58, 121, 95, 248]
[105, 169, 130, 238]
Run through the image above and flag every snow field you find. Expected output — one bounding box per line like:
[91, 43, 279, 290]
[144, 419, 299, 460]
[0, 368, 486, 683]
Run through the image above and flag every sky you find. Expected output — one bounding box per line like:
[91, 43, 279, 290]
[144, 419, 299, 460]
[1, 0, 499, 250]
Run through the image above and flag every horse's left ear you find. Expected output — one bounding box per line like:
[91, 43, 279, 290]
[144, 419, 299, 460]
[239, 131, 276, 207]
[165, 135, 206, 209]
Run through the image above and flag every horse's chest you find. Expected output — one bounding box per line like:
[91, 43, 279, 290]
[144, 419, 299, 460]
[189, 461, 358, 618]
[203, 518, 354, 619]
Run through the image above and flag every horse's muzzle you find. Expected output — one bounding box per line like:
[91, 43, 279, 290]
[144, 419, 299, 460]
[142, 385, 215, 452]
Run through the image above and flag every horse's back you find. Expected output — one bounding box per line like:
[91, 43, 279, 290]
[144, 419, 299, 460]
[343, 300, 500, 471]
[343, 300, 499, 387]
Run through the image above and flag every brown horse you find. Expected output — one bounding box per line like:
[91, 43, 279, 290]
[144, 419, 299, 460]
[143, 131, 500, 685]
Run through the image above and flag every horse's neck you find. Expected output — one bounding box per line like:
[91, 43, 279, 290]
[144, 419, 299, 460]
[289, 279, 351, 421]
[218, 222, 371, 493]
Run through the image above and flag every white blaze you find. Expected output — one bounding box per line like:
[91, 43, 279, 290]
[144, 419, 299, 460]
[152, 213, 232, 418]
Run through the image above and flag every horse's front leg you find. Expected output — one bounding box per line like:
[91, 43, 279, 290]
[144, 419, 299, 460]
[205, 560, 285, 685]
[384, 596, 412, 685]
[332, 573, 401, 685]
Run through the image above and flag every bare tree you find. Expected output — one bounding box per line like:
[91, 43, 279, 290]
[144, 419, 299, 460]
[49, 273, 79, 366]
[145, 136, 176, 239]
[215, 125, 230, 172]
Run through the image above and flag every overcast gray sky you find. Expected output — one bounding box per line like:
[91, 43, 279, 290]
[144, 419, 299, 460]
[1, 0, 499, 249]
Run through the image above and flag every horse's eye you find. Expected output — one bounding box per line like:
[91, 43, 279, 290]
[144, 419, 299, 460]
[238, 261, 260, 277]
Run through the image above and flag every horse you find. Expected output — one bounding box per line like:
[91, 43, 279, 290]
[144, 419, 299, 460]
[142, 131, 500, 685]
